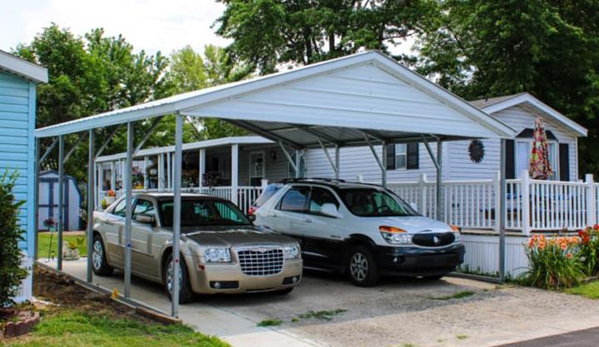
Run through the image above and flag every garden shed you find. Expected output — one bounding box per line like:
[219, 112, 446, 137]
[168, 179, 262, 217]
[0, 50, 48, 301]
[38, 170, 82, 231]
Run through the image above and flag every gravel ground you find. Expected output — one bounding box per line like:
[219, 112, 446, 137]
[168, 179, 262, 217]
[205, 271, 599, 347]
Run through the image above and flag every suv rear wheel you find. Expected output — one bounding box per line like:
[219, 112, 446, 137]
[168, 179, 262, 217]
[347, 246, 379, 287]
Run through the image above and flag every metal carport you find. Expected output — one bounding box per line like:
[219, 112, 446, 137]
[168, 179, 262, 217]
[35, 51, 516, 317]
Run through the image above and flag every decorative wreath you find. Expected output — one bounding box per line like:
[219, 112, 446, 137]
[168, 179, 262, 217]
[468, 139, 485, 163]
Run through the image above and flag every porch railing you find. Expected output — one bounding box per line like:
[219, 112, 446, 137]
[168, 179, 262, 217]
[98, 185, 264, 217]
[387, 170, 598, 235]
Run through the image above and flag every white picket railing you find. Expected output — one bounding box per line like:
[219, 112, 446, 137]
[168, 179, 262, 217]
[388, 171, 599, 235]
[98, 186, 264, 217]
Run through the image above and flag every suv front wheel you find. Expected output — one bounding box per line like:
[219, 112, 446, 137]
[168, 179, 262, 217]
[347, 246, 379, 287]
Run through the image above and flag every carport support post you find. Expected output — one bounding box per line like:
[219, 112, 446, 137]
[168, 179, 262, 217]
[231, 144, 239, 205]
[499, 139, 507, 282]
[57, 135, 64, 271]
[34, 137, 40, 260]
[124, 122, 134, 298]
[335, 146, 340, 180]
[436, 139, 442, 221]
[171, 113, 184, 317]
[381, 143, 387, 187]
[87, 129, 95, 283]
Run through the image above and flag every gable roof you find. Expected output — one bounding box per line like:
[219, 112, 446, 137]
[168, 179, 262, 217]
[471, 92, 587, 137]
[0, 50, 48, 84]
[36, 51, 516, 146]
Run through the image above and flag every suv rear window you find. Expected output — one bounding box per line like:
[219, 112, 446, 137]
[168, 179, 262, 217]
[253, 183, 283, 208]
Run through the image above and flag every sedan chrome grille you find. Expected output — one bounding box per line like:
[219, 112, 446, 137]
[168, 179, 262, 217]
[412, 232, 455, 247]
[237, 247, 284, 276]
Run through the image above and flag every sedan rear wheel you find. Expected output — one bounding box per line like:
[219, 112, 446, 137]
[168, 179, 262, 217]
[347, 246, 379, 287]
[163, 253, 195, 304]
[92, 235, 113, 276]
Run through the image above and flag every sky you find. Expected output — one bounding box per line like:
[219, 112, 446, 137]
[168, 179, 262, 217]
[0, 0, 230, 55]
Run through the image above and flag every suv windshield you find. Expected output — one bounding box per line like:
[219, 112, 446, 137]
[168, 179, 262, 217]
[160, 199, 252, 228]
[339, 188, 417, 217]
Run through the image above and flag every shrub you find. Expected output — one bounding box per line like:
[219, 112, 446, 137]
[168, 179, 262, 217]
[0, 171, 28, 306]
[520, 234, 586, 290]
[578, 225, 599, 276]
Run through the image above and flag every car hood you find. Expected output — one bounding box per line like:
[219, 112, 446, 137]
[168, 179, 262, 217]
[369, 216, 453, 233]
[182, 226, 297, 247]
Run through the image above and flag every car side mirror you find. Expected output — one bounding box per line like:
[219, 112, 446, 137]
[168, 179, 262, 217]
[247, 214, 256, 222]
[136, 213, 156, 225]
[320, 203, 341, 218]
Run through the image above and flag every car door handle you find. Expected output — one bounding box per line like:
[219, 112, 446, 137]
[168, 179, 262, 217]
[304, 218, 312, 223]
[269, 213, 277, 218]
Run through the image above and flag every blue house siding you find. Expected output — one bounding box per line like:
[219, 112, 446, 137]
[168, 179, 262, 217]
[0, 72, 35, 256]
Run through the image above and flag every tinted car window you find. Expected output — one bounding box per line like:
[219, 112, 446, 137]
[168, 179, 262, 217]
[111, 199, 128, 217]
[340, 188, 416, 217]
[309, 187, 339, 214]
[278, 187, 309, 212]
[133, 199, 155, 219]
[160, 199, 251, 228]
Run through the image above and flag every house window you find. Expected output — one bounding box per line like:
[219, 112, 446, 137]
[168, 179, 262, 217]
[395, 144, 407, 169]
[515, 140, 558, 180]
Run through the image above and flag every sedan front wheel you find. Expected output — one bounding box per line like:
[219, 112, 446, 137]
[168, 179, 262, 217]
[163, 253, 195, 304]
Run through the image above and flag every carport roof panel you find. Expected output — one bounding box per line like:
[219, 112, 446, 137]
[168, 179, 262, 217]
[36, 51, 516, 143]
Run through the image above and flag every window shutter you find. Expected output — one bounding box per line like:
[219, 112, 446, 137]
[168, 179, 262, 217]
[385, 144, 395, 170]
[407, 143, 419, 170]
[559, 143, 570, 181]
[505, 140, 515, 179]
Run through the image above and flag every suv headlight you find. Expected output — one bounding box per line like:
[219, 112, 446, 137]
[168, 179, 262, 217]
[283, 245, 300, 259]
[379, 226, 412, 245]
[204, 248, 231, 263]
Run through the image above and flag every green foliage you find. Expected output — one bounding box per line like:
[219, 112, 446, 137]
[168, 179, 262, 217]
[257, 318, 282, 327]
[566, 280, 599, 299]
[578, 226, 599, 276]
[416, 0, 599, 177]
[0, 171, 28, 307]
[519, 234, 586, 290]
[215, 0, 434, 74]
[4, 309, 230, 347]
[37, 234, 87, 259]
[297, 309, 347, 321]
[13, 24, 171, 182]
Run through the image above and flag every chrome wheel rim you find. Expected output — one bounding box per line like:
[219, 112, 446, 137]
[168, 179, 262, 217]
[350, 252, 368, 281]
[92, 240, 103, 270]
[165, 259, 183, 294]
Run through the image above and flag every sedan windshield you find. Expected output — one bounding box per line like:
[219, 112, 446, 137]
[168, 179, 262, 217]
[339, 188, 417, 217]
[160, 199, 252, 227]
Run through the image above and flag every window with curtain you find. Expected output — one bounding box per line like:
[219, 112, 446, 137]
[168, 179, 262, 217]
[395, 144, 407, 169]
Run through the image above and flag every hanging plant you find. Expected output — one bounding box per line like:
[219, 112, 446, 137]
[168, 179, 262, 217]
[468, 139, 485, 163]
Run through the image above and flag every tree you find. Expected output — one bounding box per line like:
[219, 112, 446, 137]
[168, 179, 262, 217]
[13, 24, 172, 181]
[165, 45, 252, 139]
[215, 0, 435, 74]
[415, 0, 599, 176]
[0, 171, 28, 307]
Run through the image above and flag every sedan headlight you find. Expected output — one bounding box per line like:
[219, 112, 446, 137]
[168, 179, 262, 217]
[379, 226, 412, 245]
[283, 245, 300, 259]
[204, 248, 231, 263]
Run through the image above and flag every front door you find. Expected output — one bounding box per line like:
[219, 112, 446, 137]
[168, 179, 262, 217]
[249, 151, 265, 186]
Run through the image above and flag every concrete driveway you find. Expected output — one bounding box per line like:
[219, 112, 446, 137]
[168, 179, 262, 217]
[47, 258, 599, 347]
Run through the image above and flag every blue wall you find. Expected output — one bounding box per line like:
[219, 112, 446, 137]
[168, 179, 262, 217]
[0, 72, 37, 257]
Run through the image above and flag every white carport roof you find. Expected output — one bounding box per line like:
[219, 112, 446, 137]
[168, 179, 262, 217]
[35, 51, 516, 145]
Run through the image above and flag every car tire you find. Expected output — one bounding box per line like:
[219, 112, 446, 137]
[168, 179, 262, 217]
[163, 253, 195, 304]
[347, 245, 379, 287]
[274, 287, 294, 295]
[91, 234, 113, 276]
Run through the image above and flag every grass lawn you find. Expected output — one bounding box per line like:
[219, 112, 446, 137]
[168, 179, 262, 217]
[3, 309, 229, 347]
[566, 281, 599, 299]
[37, 233, 88, 259]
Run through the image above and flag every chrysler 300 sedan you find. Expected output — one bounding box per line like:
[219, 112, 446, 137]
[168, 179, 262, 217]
[92, 193, 303, 303]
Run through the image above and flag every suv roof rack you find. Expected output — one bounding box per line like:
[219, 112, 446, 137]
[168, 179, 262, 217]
[279, 177, 346, 184]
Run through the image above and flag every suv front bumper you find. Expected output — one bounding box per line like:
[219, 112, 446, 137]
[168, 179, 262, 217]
[375, 243, 465, 276]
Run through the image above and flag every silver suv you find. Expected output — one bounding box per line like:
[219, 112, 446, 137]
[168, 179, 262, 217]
[253, 179, 465, 287]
